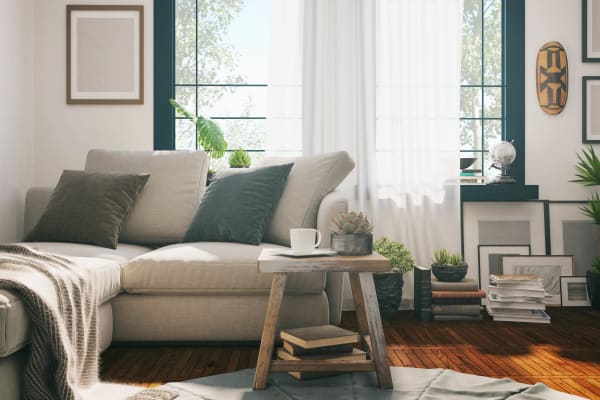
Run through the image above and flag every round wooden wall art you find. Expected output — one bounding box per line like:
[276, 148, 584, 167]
[536, 41, 568, 115]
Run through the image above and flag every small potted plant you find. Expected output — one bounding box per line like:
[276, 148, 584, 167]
[373, 237, 416, 320]
[228, 149, 251, 168]
[431, 248, 468, 282]
[329, 212, 373, 255]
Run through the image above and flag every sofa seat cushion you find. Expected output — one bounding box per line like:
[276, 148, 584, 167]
[122, 242, 326, 295]
[25, 242, 152, 266]
[0, 256, 121, 357]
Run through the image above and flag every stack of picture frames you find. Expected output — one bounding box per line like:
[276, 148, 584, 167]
[462, 201, 592, 308]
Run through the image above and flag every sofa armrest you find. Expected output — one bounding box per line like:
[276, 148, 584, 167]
[23, 187, 53, 238]
[316, 191, 347, 325]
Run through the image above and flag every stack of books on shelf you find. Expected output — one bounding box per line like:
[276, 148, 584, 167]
[277, 325, 366, 380]
[486, 274, 550, 324]
[431, 277, 484, 321]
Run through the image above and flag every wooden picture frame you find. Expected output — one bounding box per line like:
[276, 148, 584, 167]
[502, 255, 574, 306]
[67, 5, 144, 104]
[560, 276, 591, 307]
[477, 245, 531, 304]
[583, 76, 600, 143]
[548, 201, 598, 275]
[583, 0, 600, 62]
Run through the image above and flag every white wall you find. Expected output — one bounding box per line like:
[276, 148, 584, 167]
[526, 0, 600, 200]
[0, 0, 34, 242]
[33, 0, 154, 187]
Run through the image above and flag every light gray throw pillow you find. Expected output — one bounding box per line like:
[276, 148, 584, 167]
[25, 170, 150, 249]
[84, 149, 209, 245]
[260, 151, 355, 246]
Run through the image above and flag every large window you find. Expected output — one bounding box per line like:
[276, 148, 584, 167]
[460, 0, 503, 180]
[172, 0, 270, 169]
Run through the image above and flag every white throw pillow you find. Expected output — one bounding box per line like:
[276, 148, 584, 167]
[260, 151, 355, 246]
[85, 149, 209, 245]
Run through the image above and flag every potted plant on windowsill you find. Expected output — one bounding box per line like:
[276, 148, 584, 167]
[229, 149, 251, 168]
[373, 237, 416, 320]
[431, 248, 468, 282]
[169, 99, 228, 185]
[571, 146, 600, 309]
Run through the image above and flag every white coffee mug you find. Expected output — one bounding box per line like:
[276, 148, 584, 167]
[290, 228, 322, 254]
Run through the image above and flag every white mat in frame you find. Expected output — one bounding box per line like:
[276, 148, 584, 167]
[548, 201, 599, 275]
[462, 202, 546, 284]
[502, 255, 574, 306]
[560, 276, 591, 307]
[478, 245, 531, 305]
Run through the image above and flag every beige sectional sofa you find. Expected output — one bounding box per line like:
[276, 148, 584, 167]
[0, 149, 351, 400]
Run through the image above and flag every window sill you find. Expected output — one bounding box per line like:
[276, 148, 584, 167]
[460, 184, 539, 201]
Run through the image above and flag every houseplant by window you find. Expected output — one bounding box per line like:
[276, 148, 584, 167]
[229, 149, 251, 168]
[431, 248, 468, 282]
[373, 237, 416, 320]
[572, 146, 600, 308]
[170, 99, 228, 183]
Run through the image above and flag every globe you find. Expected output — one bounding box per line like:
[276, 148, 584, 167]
[489, 141, 516, 183]
[491, 141, 516, 167]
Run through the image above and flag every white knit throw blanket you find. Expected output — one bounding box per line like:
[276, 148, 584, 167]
[0, 244, 98, 400]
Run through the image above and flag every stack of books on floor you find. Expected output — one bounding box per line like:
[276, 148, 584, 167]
[486, 274, 550, 324]
[431, 277, 484, 321]
[277, 325, 366, 380]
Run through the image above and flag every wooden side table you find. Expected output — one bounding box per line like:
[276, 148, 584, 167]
[253, 249, 393, 390]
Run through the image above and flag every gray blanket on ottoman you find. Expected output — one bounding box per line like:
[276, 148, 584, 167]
[0, 244, 98, 400]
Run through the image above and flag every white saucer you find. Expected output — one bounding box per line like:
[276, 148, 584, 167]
[278, 249, 338, 258]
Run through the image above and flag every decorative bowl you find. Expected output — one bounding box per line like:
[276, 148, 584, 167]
[460, 157, 477, 170]
[431, 264, 468, 282]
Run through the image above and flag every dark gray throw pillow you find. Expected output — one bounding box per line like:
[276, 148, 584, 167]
[182, 163, 294, 245]
[25, 170, 150, 249]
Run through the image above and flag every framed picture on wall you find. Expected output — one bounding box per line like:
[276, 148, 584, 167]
[560, 276, 591, 307]
[478, 245, 531, 303]
[583, 0, 600, 62]
[67, 5, 144, 104]
[502, 255, 574, 306]
[583, 76, 600, 142]
[548, 201, 598, 275]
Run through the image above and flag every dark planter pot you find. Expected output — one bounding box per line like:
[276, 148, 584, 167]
[431, 264, 468, 282]
[373, 272, 404, 320]
[331, 233, 373, 256]
[587, 270, 600, 309]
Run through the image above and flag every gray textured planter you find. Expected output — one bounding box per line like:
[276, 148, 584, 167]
[431, 264, 468, 282]
[373, 272, 404, 320]
[331, 233, 373, 256]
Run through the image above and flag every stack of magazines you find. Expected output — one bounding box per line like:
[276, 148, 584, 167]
[486, 274, 550, 324]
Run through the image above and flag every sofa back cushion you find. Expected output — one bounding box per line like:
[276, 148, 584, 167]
[260, 151, 355, 246]
[85, 149, 209, 245]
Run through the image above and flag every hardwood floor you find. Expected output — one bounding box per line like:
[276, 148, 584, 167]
[101, 308, 600, 399]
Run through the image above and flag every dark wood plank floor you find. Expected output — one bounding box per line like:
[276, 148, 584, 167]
[101, 308, 600, 399]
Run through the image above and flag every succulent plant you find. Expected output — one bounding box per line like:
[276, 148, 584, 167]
[374, 237, 416, 273]
[228, 149, 251, 168]
[432, 248, 464, 266]
[330, 212, 373, 235]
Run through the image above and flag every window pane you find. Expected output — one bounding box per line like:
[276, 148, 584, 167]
[175, 118, 196, 150]
[197, 0, 270, 84]
[483, 120, 502, 151]
[461, 119, 482, 150]
[218, 119, 266, 150]
[483, 87, 502, 118]
[483, 0, 502, 85]
[199, 86, 266, 117]
[175, 0, 196, 85]
[461, 0, 483, 85]
[461, 87, 482, 118]
[174, 86, 196, 116]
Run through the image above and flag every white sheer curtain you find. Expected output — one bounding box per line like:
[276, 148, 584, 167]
[268, 0, 463, 267]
